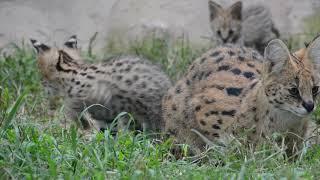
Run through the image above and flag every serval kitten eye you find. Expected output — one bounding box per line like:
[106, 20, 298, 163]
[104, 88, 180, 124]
[288, 87, 299, 97]
[217, 30, 222, 36]
[312, 86, 319, 96]
[229, 29, 234, 35]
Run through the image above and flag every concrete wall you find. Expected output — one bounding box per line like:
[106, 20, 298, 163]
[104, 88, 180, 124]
[0, 0, 318, 53]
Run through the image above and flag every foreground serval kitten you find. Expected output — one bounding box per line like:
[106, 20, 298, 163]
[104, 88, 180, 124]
[208, 1, 279, 54]
[163, 36, 320, 154]
[31, 38, 171, 132]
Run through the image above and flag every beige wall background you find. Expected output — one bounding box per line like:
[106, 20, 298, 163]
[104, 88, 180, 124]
[0, 0, 319, 53]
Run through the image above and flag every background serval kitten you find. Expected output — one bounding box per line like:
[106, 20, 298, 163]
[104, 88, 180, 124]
[208, 1, 279, 54]
[31, 38, 172, 132]
[163, 36, 320, 154]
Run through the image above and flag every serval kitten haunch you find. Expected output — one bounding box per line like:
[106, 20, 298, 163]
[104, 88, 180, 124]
[31, 37, 172, 132]
[163, 36, 320, 154]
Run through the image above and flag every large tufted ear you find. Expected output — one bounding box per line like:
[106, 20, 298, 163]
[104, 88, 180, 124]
[307, 35, 320, 69]
[264, 39, 291, 74]
[64, 35, 78, 49]
[228, 1, 242, 20]
[30, 39, 50, 54]
[208, 0, 222, 21]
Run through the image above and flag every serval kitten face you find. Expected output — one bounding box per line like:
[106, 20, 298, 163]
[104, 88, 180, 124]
[263, 38, 320, 117]
[208, 1, 242, 45]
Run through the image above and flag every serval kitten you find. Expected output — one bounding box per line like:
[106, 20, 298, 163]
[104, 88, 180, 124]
[31, 38, 172, 132]
[208, 1, 279, 54]
[163, 36, 320, 154]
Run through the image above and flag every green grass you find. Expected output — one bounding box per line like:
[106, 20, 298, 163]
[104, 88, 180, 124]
[1, 17, 320, 179]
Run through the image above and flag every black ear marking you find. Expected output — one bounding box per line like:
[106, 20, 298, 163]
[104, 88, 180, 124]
[30, 39, 50, 53]
[304, 42, 309, 48]
[64, 35, 77, 49]
[208, 0, 222, 21]
[229, 1, 242, 20]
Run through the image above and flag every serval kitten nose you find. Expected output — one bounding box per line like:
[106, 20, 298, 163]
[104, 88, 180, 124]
[302, 100, 314, 113]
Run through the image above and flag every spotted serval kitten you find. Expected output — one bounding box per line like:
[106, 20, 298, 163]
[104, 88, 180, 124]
[208, 1, 279, 54]
[31, 38, 172, 131]
[163, 36, 320, 154]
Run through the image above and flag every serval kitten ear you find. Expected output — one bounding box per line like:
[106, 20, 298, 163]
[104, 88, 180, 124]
[264, 39, 290, 74]
[30, 39, 50, 54]
[208, 0, 222, 21]
[307, 35, 320, 68]
[228, 1, 242, 20]
[64, 35, 78, 49]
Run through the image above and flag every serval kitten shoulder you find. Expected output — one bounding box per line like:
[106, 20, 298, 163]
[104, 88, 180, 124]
[163, 36, 320, 154]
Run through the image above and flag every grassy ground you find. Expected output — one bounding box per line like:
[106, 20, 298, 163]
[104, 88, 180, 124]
[1, 13, 320, 179]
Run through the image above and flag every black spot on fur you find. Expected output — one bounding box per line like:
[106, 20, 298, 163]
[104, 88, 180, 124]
[125, 79, 132, 86]
[96, 70, 105, 74]
[116, 62, 123, 66]
[172, 104, 177, 111]
[231, 68, 241, 75]
[226, 87, 243, 96]
[86, 84, 92, 88]
[212, 133, 220, 137]
[176, 86, 182, 94]
[140, 82, 147, 89]
[116, 95, 124, 99]
[228, 51, 235, 56]
[212, 124, 221, 129]
[274, 99, 284, 105]
[211, 51, 221, 57]
[89, 66, 98, 70]
[75, 81, 80, 85]
[133, 75, 139, 81]
[221, 110, 236, 116]
[218, 65, 230, 71]
[210, 111, 218, 115]
[243, 71, 255, 79]
[200, 120, 206, 126]
[87, 75, 95, 79]
[215, 56, 225, 63]
[116, 75, 123, 80]
[270, 117, 274, 122]
[67, 87, 72, 94]
[71, 78, 75, 82]
[205, 71, 213, 78]
[238, 55, 245, 61]
[217, 119, 223, 124]
[195, 105, 201, 112]
[250, 82, 258, 89]
[80, 72, 87, 76]
[186, 79, 191, 86]
[124, 66, 131, 72]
